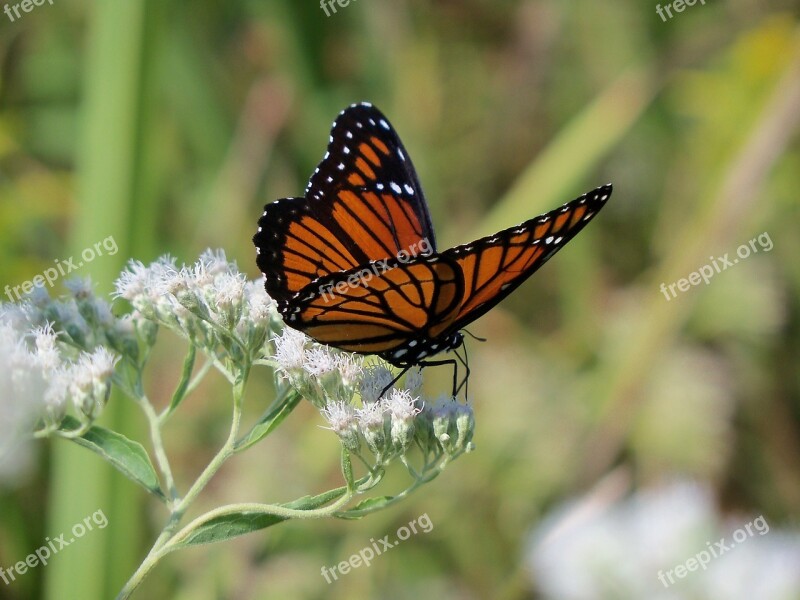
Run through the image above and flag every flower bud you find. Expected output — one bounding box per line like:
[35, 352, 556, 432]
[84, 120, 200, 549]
[384, 389, 421, 453]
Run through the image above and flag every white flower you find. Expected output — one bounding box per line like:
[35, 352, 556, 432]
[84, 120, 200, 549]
[0, 320, 48, 485]
[383, 388, 421, 423]
[320, 400, 360, 452]
[526, 478, 800, 600]
[273, 328, 308, 376]
[114, 256, 179, 316]
[303, 346, 337, 377]
[383, 389, 420, 451]
[31, 324, 61, 372]
[244, 281, 274, 325]
[334, 353, 363, 385]
[198, 248, 236, 277]
[356, 399, 386, 431]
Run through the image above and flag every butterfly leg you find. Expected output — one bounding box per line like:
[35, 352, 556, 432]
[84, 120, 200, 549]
[453, 345, 471, 398]
[379, 365, 411, 399]
[412, 359, 460, 397]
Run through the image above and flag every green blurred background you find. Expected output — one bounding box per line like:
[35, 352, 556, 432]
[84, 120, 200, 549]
[2, 0, 800, 598]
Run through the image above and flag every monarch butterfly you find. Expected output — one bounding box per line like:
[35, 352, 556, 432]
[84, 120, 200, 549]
[254, 102, 611, 390]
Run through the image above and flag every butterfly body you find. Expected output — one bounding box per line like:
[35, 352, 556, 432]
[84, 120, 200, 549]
[254, 102, 611, 371]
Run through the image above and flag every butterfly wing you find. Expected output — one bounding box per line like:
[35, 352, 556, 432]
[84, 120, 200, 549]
[254, 102, 436, 305]
[282, 256, 464, 357]
[441, 184, 612, 332]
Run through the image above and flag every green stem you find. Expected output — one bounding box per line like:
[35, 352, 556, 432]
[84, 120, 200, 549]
[116, 364, 249, 598]
[138, 397, 179, 503]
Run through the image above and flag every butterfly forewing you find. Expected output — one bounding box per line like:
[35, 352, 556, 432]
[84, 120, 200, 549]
[442, 184, 612, 331]
[254, 103, 436, 305]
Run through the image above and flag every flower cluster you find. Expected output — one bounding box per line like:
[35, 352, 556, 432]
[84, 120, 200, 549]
[114, 250, 276, 366]
[272, 328, 475, 467]
[0, 298, 120, 481]
[1, 249, 475, 493]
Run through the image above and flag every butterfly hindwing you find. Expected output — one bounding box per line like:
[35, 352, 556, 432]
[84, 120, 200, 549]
[282, 256, 464, 356]
[254, 103, 436, 305]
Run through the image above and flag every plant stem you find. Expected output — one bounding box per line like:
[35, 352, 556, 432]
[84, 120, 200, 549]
[116, 364, 249, 598]
[138, 397, 179, 503]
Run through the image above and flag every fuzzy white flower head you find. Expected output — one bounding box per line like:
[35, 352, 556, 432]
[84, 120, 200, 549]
[212, 272, 246, 311]
[359, 364, 395, 404]
[321, 400, 357, 433]
[320, 400, 360, 452]
[31, 324, 61, 372]
[114, 256, 179, 315]
[273, 328, 308, 376]
[356, 398, 386, 431]
[0, 320, 47, 484]
[334, 353, 363, 385]
[198, 248, 236, 277]
[303, 346, 337, 377]
[85, 346, 120, 381]
[383, 388, 421, 423]
[244, 281, 275, 325]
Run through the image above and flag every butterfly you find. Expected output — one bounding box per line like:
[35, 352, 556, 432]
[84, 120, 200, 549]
[254, 102, 611, 391]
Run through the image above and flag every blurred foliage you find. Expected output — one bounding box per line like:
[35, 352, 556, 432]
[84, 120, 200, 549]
[1, 1, 799, 599]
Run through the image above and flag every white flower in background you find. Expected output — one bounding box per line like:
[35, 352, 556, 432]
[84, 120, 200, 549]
[0, 319, 48, 485]
[527, 477, 800, 600]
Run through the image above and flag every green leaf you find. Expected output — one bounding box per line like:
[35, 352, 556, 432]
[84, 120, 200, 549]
[162, 344, 196, 419]
[173, 487, 350, 548]
[341, 447, 355, 491]
[60, 416, 165, 502]
[234, 389, 301, 452]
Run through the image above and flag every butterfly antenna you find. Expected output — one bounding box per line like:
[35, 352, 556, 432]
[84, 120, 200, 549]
[462, 328, 487, 343]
